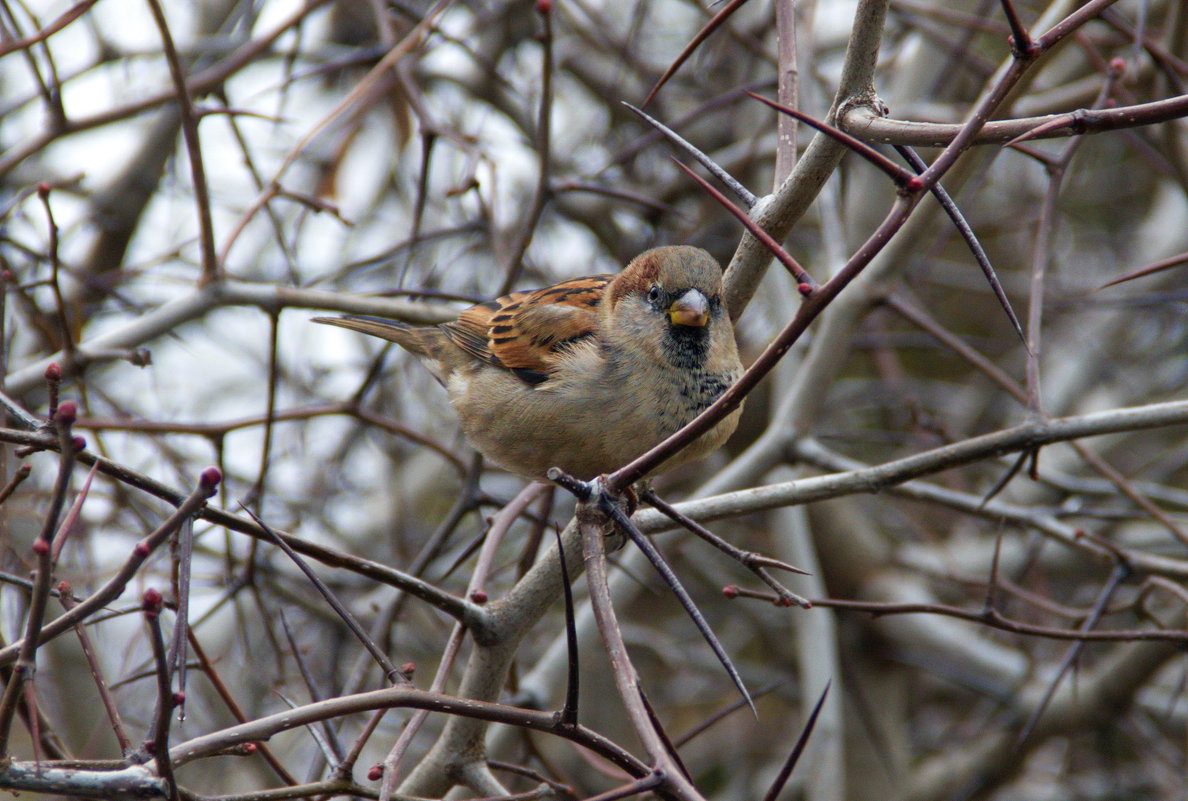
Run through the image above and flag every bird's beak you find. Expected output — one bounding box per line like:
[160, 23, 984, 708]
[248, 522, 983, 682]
[667, 289, 710, 328]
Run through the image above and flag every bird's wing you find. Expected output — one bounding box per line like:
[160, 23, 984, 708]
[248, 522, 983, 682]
[441, 275, 612, 384]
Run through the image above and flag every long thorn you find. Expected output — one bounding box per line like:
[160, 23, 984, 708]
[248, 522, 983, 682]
[640, 0, 756, 108]
[670, 158, 816, 290]
[762, 681, 831, 801]
[638, 683, 692, 782]
[623, 102, 758, 208]
[979, 450, 1030, 509]
[241, 504, 404, 684]
[644, 489, 810, 575]
[643, 488, 811, 608]
[554, 527, 580, 727]
[1015, 563, 1128, 747]
[1004, 112, 1075, 146]
[999, 0, 1034, 56]
[602, 500, 756, 716]
[1098, 250, 1188, 289]
[896, 145, 1028, 349]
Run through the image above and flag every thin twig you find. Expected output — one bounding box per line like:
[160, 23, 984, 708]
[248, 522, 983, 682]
[0, 405, 76, 756]
[0, 464, 32, 506]
[36, 187, 75, 364]
[142, 590, 181, 801]
[998, 0, 1034, 56]
[143, 0, 219, 285]
[186, 629, 298, 784]
[58, 586, 133, 755]
[497, 1, 553, 296]
[278, 611, 348, 770]
[241, 505, 406, 685]
[1098, 250, 1188, 289]
[579, 771, 665, 801]
[0, 468, 220, 669]
[0, 0, 98, 58]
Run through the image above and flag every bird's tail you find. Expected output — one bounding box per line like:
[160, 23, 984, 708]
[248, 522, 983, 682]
[312, 315, 459, 385]
[312, 315, 424, 350]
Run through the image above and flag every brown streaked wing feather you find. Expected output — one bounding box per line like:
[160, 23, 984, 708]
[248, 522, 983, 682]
[440, 297, 509, 365]
[442, 275, 612, 376]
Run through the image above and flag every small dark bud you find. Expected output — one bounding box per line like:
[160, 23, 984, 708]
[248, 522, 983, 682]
[134, 541, 151, 558]
[1, 270, 13, 282]
[401, 662, 416, 677]
[797, 283, 813, 297]
[72, 436, 86, 452]
[200, 467, 222, 488]
[55, 401, 77, 425]
[1108, 57, 1126, 75]
[44, 363, 62, 382]
[142, 588, 163, 614]
[37, 182, 51, 198]
[367, 764, 384, 782]
[774, 596, 794, 608]
[906, 176, 925, 192]
[535, 0, 552, 12]
[32, 539, 49, 556]
[143, 740, 156, 755]
[243, 742, 257, 754]
[172, 691, 186, 707]
[722, 585, 739, 598]
[469, 590, 488, 605]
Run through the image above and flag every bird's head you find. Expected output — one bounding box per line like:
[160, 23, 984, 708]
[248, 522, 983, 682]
[604, 246, 732, 370]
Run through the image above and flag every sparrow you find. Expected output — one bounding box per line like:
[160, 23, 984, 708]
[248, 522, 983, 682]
[313, 246, 743, 481]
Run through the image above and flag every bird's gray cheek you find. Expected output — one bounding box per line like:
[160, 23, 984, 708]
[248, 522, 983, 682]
[610, 309, 665, 353]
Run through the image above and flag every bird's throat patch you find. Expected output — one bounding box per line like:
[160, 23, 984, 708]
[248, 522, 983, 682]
[663, 324, 711, 370]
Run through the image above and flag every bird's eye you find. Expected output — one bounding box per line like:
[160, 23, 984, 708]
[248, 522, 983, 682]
[647, 285, 663, 304]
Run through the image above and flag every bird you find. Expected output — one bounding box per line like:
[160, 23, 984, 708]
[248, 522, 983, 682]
[313, 246, 743, 481]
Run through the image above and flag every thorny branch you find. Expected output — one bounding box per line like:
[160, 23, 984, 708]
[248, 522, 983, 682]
[1, 0, 1187, 798]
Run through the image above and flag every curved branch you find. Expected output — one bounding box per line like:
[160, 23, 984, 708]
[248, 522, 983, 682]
[168, 685, 648, 778]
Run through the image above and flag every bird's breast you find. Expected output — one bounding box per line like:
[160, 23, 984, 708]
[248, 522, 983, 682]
[658, 369, 741, 438]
